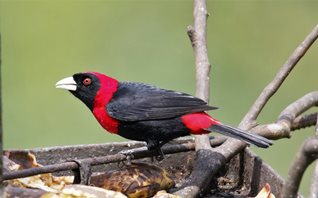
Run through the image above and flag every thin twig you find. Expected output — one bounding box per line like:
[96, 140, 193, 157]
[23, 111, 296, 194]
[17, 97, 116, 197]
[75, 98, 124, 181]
[240, 24, 318, 129]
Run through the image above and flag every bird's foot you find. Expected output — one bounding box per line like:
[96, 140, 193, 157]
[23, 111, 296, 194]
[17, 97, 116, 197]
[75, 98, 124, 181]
[146, 141, 166, 161]
[155, 148, 165, 161]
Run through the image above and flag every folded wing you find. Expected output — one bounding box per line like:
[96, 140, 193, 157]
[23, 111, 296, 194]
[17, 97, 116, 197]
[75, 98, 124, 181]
[107, 82, 217, 121]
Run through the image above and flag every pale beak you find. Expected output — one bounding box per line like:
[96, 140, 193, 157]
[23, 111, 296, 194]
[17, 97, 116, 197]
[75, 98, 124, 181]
[55, 76, 77, 91]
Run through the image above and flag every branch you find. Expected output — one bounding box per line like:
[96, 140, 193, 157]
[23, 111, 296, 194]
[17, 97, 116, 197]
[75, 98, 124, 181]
[278, 92, 318, 129]
[252, 92, 318, 140]
[278, 104, 318, 197]
[172, 1, 216, 197]
[188, 0, 212, 151]
[309, 116, 318, 198]
[282, 138, 318, 198]
[240, 24, 318, 129]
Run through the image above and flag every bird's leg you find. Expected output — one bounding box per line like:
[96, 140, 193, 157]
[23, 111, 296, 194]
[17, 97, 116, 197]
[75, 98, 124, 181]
[147, 140, 166, 161]
[154, 147, 165, 161]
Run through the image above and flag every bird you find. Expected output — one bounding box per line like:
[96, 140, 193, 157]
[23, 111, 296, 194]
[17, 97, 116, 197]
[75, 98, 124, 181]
[56, 72, 272, 153]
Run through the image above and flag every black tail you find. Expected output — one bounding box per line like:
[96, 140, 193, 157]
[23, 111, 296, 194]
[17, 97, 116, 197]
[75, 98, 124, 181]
[208, 124, 273, 148]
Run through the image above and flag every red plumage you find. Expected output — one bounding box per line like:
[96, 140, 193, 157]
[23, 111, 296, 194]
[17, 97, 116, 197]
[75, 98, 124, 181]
[90, 72, 119, 133]
[181, 112, 220, 135]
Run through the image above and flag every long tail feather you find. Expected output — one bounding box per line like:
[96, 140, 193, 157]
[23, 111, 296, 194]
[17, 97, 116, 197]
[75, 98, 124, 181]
[207, 124, 273, 148]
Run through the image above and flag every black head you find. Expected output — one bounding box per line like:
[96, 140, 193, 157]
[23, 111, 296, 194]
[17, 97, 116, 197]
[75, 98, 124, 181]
[56, 72, 101, 111]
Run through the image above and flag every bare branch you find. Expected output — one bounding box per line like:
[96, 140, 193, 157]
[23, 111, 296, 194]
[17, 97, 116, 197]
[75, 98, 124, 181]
[173, 1, 215, 196]
[192, 2, 210, 104]
[240, 24, 318, 129]
[187, 0, 212, 151]
[237, 113, 317, 142]
[254, 91, 318, 140]
[255, 112, 317, 139]
[309, 116, 318, 198]
[282, 138, 318, 198]
[253, 92, 318, 139]
[278, 92, 318, 129]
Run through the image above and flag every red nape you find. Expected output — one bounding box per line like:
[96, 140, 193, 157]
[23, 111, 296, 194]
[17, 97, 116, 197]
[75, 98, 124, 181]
[91, 72, 119, 134]
[181, 112, 221, 134]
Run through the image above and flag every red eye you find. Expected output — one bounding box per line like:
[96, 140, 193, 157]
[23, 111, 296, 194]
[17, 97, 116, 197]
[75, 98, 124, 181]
[83, 78, 92, 86]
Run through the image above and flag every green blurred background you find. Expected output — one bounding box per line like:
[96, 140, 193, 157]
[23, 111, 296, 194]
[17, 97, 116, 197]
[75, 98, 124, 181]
[1, 0, 318, 196]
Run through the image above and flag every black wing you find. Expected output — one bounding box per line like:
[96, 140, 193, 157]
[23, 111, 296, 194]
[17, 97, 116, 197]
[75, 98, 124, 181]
[107, 82, 217, 121]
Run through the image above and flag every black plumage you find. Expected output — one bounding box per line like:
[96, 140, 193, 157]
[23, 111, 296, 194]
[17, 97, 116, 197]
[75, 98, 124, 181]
[107, 82, 217, 121]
